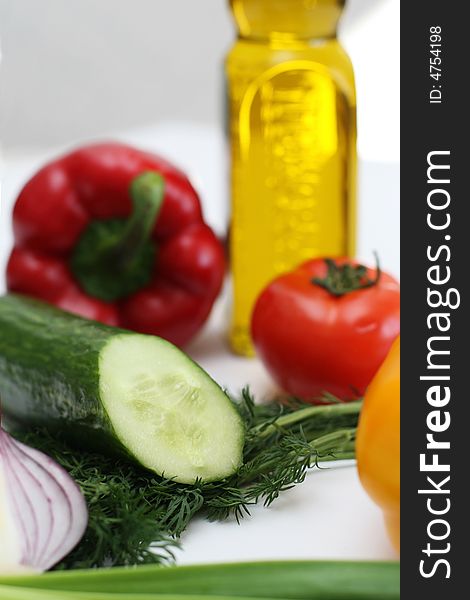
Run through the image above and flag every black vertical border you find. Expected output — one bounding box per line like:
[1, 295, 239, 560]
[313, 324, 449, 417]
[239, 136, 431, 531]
[401, 2, 466, 597]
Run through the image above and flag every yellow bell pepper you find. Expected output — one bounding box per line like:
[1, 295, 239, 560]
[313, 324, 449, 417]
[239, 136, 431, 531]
[356, 336, 400, 552]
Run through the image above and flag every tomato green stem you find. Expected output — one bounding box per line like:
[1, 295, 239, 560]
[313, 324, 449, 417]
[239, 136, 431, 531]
[312, 253, 381, 297]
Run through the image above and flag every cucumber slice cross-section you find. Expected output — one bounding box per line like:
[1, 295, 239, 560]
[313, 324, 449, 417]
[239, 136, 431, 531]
[100, 334, 243, 482]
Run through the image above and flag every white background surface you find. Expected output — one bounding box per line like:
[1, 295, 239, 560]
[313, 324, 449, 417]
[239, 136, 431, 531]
[0, 0, 399, 565]
[0, 0, 399, 162]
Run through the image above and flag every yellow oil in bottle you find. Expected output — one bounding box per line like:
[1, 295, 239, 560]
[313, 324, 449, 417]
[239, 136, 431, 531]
[227, 0, 357, 356]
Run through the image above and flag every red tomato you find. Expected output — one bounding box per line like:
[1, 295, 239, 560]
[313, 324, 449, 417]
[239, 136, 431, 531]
[251, 257, 400, 401]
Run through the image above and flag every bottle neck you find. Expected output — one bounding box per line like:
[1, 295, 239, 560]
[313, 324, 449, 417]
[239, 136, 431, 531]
[230, 0, 345, 42]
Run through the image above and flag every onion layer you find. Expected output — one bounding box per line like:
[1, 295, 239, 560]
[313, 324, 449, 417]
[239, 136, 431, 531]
[0, 425, 88, 573]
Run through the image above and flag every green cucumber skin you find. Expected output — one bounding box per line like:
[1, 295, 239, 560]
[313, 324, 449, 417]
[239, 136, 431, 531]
[0, 294, 134, 455]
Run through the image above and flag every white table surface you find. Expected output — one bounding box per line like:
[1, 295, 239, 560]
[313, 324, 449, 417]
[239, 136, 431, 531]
[0, 122, 399, 563]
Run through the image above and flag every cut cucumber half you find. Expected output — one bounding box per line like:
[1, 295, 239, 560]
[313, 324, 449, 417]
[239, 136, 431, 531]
[100, 334, 243, 482]
[0, 294, 244, 483]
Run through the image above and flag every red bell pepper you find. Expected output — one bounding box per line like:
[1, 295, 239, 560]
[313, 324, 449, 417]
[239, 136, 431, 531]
[7, 142, 225, 346]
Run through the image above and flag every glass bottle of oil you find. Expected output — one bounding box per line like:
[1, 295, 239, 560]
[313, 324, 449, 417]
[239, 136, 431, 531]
[226, 0, 357, 356]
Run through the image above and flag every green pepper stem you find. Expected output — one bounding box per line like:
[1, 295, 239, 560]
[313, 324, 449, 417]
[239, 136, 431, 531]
[70, 172, 165, 302]
[108, 172, 164, 270]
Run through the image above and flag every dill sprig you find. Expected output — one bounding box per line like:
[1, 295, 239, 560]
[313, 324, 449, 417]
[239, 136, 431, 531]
[18, 389, 361, 570]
